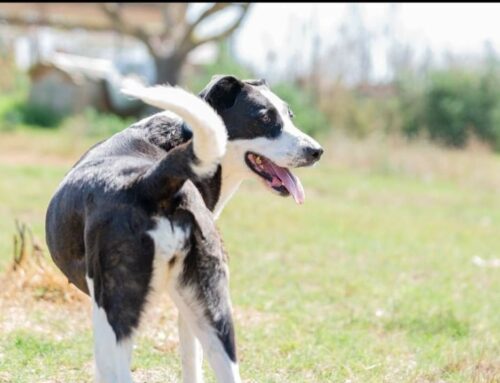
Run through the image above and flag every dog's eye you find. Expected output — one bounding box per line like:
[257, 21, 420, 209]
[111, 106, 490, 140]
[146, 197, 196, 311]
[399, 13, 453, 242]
[288, 109, 294, 119]
[260, 111, 271, 124]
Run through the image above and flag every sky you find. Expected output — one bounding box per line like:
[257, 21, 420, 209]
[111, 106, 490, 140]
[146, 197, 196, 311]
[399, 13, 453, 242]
[221, 3, 500, 82]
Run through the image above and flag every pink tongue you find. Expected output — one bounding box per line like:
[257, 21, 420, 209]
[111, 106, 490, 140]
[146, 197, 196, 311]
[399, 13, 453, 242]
[268, 162, 305, 204]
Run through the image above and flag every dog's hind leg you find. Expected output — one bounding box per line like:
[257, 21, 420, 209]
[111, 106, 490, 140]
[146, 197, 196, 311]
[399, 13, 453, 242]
[167, 223, 241, 383]
[83, 206, 158, 383]
[170, 287, 240, 383]
[86, 276, 134, 383]
[179, 314, 205, 383]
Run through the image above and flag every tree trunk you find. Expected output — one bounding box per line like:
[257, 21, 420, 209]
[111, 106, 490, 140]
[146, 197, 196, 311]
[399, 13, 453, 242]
[153, 54, 185, 86]
[138, 53, 186, 117]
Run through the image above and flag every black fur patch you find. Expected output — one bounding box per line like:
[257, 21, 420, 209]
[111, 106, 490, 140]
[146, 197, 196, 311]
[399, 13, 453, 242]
[139, 114, 193, 152]
[199, 75, 243, 111]
[212, 315, 237, 362]
[199, 76, 284, 140]
[85, 202, 155, 340]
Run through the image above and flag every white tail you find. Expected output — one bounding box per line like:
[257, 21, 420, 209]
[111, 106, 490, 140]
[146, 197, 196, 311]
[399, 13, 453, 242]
[121, 83, 227, 176]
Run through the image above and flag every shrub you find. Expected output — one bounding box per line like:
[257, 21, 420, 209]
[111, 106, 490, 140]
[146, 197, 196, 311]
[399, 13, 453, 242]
[15, 102, 65, 128]
[424, 70, 477, 147]
[397, 74, 426, 139]
[489, 103, 500, 152]
[400, 68, 500, 150]
[0, 98, 65, 129]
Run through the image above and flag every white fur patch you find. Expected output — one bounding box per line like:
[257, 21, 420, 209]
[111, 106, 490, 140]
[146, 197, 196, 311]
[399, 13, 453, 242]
[213, 143, 248, 219]
[147, 217, 188, 262]
[86, 276, 134, 383]
[178, 316, 204, 383]
[147, 217, 190, 294]
[191, 161, 219, 178]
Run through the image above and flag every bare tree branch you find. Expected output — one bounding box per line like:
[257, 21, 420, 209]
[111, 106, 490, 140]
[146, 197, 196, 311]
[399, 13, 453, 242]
[161, 3, 173, 27]
[189, 3, 250, 50]
[157, 3, 187, 47]
[0, 10, 113, 32]
[100, 3, 151, 49]
[179, 3, 231, 45]
[174, 3, 189, 25]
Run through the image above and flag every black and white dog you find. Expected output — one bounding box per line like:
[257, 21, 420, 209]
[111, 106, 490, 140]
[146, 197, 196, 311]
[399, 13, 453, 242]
[45, 75, 323, 383]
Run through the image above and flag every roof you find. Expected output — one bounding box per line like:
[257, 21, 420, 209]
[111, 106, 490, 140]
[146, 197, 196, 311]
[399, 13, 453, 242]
[29, 53, 118, 84]
[0, 3, 167, 32]
[28, 52, 144, 113]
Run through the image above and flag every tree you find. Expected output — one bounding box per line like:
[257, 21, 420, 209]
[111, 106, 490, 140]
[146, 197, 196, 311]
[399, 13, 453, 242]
[0, 3, 251, 85]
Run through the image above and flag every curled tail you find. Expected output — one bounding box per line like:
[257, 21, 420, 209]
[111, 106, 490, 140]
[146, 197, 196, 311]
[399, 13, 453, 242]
[121, 83, 227, 176]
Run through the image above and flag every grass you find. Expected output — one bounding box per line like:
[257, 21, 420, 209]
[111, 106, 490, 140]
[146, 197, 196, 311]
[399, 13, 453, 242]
[1, 124, 500, 382]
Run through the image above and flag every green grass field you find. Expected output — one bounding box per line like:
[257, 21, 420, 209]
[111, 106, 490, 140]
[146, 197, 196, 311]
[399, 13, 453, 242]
[1, 126, 500, 382]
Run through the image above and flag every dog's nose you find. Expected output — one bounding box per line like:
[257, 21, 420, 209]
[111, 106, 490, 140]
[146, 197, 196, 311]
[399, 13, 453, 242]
[303, 146, 324, 162]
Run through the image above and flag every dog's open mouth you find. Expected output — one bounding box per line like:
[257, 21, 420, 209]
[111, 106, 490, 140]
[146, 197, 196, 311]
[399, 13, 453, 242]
[245, 152, 305, 204]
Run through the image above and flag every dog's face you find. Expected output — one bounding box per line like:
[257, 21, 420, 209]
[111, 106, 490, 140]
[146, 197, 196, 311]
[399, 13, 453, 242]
[200, 75, 324, 204]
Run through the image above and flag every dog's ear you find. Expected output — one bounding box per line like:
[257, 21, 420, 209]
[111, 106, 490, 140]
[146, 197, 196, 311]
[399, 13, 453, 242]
[244, 78, 268, 87]
[199, 75, 243, 111]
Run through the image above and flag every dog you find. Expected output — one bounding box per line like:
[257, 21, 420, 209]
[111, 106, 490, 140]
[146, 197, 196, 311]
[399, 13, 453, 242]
[45, 75, 323, 383]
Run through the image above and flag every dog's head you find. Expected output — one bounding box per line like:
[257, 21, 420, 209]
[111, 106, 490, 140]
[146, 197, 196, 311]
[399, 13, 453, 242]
[199, 75, 324, 204]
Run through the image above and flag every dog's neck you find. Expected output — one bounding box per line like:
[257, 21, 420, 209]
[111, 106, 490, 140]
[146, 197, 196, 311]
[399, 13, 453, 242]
[212, 143, 248, 219]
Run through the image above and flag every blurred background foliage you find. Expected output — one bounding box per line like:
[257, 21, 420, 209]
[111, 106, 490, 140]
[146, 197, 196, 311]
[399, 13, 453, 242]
[399, 68, 500, 150]
[1, 3, 500, 152]
[1, 5, 500, 382]
[3, 43, 500, 151]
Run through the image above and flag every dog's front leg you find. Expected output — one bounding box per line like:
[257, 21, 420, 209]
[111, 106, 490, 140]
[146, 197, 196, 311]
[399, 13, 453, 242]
[179, 314, 205, 383]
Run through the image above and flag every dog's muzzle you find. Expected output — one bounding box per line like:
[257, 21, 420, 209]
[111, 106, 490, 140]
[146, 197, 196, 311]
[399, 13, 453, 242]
[297, 145, 324, 167]
[304, 146, 324, 162]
